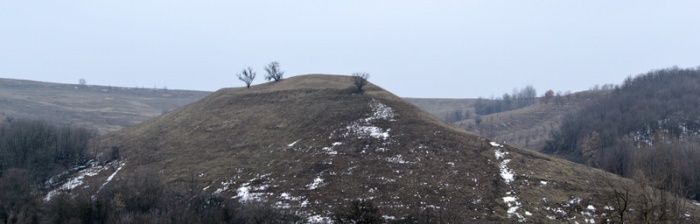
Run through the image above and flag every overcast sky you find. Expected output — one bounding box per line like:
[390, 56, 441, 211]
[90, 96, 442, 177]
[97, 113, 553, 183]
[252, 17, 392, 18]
[1, 1, 699, 98]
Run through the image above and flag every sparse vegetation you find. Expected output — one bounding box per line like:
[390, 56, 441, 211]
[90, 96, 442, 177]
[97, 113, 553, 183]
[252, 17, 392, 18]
[333, 200, 383, 224]
[352, 72, 370, 93]
[444, 109, 470, 123]
[474, 85, 538, 115]
[264, 61, 284, 82]
[237, 67, 257, 88]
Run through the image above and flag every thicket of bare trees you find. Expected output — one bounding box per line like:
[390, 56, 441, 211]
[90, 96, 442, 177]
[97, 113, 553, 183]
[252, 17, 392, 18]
[546, 67, 700, 201]
[0, 119, 95, 182]
[474, 85, 538, 115]
[595, 171, 691, 224]
[444, 109, 471, 123]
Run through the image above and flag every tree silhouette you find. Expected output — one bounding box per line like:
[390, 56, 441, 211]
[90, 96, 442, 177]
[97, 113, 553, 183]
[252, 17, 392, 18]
[237, 67, 256, 88]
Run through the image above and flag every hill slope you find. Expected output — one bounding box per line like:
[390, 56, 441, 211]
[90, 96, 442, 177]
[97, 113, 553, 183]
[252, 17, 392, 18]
[0, 78, 208, 133]
[47, 75, 699, 223]
[407, 91, 606, 151]
[458, 91, 607, 151]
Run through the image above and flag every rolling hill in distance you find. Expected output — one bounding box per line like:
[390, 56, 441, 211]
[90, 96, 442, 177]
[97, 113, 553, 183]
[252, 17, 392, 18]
[0, 78, 209, 134]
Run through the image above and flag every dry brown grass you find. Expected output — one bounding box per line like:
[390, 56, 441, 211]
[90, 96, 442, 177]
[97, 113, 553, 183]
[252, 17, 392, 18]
[83, 75, 699, 223]
[0, 77, 208, 133]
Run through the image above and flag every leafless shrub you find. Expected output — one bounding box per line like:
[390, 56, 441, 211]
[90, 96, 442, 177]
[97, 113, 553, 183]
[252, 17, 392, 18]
[264, 61, 284, 82]
[352, 72, 370, 93]
[237, 67, 256, 88]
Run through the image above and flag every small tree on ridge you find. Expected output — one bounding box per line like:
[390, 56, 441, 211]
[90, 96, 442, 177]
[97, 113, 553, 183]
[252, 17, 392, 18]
[237, 67, 256, 88]
[352, 72, 370, 93]
[264, 61, 284, 82]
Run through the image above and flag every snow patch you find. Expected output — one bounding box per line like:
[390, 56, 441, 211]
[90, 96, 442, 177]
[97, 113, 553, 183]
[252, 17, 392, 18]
[341, 99, 395, 140]
[366, 99, 395, 121]
[307, 215, 332, 224]
[288, 139, 301, 147]
[345, 124, 390, 140]
[234, 177, 271, 203]
[386, 155, 411, 164]
[321, 142, 343, 155]
[490, 141, 504, 147]
[44, 161, 119, 201]
[494, 149, 507, 159]
[503, 196, 525, 221]
[495, 149, 515, 184]
[96, 161, 126, 194]
[214, 180, 234, 194]
[307, 176, 325, 190]
[587, 205, 596, 211]
[494, 148, 524, 222]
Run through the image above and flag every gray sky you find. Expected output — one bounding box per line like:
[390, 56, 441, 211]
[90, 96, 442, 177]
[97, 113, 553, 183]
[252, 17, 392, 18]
[1, 0, 699, 98]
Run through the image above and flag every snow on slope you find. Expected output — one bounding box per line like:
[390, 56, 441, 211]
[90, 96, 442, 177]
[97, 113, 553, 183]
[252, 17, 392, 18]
[492, 142, 528, 222]
[44, 160, 125, 201]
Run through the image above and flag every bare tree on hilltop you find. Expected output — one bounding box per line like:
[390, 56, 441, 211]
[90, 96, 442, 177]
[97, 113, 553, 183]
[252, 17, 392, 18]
[352, 72, 370, 93]
[237, 67, 256, 88]
[264, 61, 284, 82]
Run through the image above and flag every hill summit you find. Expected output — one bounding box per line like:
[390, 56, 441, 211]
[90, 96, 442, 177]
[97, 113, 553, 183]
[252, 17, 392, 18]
[48, 75, 699, 223]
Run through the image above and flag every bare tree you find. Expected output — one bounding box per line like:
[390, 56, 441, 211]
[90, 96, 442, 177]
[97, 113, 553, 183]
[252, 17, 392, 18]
[237, 67, 256, 88]
[79, 78, 87, 87]
[544, 90, 555, 104]
[264, 61, 284, 82]
[352, 72, 370, 93]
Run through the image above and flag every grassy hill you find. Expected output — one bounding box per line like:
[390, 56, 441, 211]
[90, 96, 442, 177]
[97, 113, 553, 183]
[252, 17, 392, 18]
[45, 75, 699, 223]
[0, 78, 209, 133]
[406, 91, 608, 151]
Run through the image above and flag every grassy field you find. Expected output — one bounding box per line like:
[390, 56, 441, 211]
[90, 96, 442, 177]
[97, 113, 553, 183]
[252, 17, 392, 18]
[0, 78, 208, 133]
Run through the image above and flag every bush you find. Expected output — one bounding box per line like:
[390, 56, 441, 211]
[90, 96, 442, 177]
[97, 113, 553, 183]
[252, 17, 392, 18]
[352, 73, 370, 93]
[333, 199, 384, 224]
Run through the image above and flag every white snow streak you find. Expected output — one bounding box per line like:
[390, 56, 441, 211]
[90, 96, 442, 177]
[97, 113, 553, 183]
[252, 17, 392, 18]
[44, 161, 121, 201]
[307, 176, 325, 190]
[493, 143, 524, 222]
[342, 99, 395, 140]
[96, 161, 126, 194]
[307, 215, 332, 224]
[234, 181, 270, 203]
[495, 149, 515, 184]
[288, 139, 301, 147]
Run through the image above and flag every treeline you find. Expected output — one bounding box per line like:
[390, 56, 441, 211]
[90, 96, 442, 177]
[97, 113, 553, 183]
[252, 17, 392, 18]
[544, 67, 700, 200]
[474, 85, 538, 115]
[0, 119, 95, 183]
